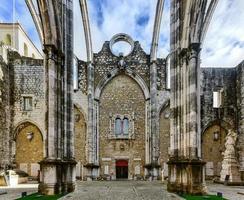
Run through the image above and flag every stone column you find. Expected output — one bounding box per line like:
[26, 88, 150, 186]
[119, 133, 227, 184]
[38, 45, 62, 195]
[148, 61, 160, 179]
[167, 43, 206, 194]
[63, 0, 76, 192]
[85, 62, 99, 179]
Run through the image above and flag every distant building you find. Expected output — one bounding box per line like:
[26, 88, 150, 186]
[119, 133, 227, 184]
[0, 22, 42, 61]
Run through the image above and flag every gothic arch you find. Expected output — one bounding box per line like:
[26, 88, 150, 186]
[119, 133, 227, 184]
[201, 119, 230, 178]
[14, 120, 44, 141]
[158, 99, 170, 118]
[94, 68, 150, 100]
[74, 104, 88, 123]
[201, 119, 234, 136]
[14, 120, 44, 177]
[37, 0, 59, 46]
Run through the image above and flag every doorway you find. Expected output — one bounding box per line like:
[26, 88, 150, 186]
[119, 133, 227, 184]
[116, 160, 128, 179]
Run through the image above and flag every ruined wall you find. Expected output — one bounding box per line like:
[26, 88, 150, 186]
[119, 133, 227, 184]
[5, 52, 46, 170]
[99, 74, 145, 179]
[200, 68, 237, 130]
[202, 125, 227, 178]
[236, 61, 244, 179]
[200, 67, 240, 179]
[93, 42, 150, 89]
[0, 55, 11, 168]
[8, 52, 45, 136]
[74, 106, 86, 178]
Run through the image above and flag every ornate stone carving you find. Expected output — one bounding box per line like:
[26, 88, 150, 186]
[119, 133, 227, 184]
[78, 60, 87, 94]
[220, 129, 241, 182]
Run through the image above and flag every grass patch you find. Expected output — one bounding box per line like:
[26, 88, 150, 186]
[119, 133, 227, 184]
[16, 192, 65, 200]
[181, 194, 227, 200]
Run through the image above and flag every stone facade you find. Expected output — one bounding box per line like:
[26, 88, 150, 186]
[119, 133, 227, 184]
[0, 36, 243, 185]
[99, 74, 145, 179]
[0, 55, 11, 168]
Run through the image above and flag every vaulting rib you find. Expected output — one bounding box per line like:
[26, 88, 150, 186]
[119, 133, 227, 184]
[200, 0, 219, 44]
[150, 0, 165, 61]
[79, 0, 93, 62]
[25, 0, 44, 44]
[181, 0, 192, 48]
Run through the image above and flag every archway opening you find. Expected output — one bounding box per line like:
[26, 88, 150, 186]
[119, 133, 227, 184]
[116, 160, 128, 179]
[202, 124, 227, 179]
[15, 122, 43, 177]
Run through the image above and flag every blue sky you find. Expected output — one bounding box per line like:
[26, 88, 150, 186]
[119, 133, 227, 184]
[0, 0, 243, 67]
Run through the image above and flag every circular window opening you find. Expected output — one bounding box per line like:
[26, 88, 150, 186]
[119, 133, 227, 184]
[109, 33, 134, 57]
[112, 41, 132, 57]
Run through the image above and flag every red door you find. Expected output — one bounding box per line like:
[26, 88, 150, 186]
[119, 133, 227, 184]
[116, 160, 128, 179]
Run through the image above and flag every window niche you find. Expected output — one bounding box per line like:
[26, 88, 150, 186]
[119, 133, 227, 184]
[20, 95, 35, 111]
[109, 114, 134, 139]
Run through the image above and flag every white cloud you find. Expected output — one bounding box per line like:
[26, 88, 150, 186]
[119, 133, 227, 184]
[1, 0, 242, 67]
[202, 0, 244, 67]
[74, 0, 168, 60]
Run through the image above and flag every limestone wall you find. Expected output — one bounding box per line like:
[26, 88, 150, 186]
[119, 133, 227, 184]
[0, 55, 11, 168]
[9, 52, 45, 137]
[200, 67, 237, 130]
[236, 61, 244, 179]
[99, 74, 145, 179]
[74, 106, 87, 179]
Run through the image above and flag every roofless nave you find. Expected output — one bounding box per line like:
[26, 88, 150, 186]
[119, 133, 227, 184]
[0, 0, 243, 196]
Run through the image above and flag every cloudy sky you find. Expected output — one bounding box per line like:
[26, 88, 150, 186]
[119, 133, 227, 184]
[0, 0, 243, 67]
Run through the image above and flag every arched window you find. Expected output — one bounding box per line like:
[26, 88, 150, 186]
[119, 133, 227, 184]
[4, 34, 11, 45]
[24, 43, 28, 56]
[32, 53, 35, 58]
[123, 118, 129, 135]
[115, 118, 121, 135]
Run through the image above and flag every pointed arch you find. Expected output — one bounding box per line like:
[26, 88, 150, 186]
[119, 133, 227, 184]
[74, 103, 88, 123]
[201, 119, 234, 135]
[14, 120, 44, 141]
[94, 68, 150, 100]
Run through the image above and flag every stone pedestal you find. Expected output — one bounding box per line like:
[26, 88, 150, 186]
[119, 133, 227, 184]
[220, 156, 241, 183]
[144, 163, 160, 180]
[38, 159, 76, 195]
[84, 164, 99, 180]
[167, 158, 206, 195]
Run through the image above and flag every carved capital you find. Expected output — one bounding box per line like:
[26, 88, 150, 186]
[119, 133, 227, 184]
[43, 45, 64, 63]
[189, 43, 201, 59]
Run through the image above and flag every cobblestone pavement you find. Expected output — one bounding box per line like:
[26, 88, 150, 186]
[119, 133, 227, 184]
[0, 185, 38, 200]
[207, 182, 244, 200]
[60, 181, 182, 200]
[1, 181, 244, 200]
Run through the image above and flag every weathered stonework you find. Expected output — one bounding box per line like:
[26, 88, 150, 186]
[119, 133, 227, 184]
[93, 41, 151, 89]
[99, 74, 145, 179]
[74, 106, 86, 179]
[15, 122, 43, 176]
[0, 55, 11, 168]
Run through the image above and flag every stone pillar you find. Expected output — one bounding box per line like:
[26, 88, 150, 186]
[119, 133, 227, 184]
[147, 61, 160, 179]
[38, 0, 76, 194]
[38, 45, 62, 195]
[85, 62, 99, 178]
[167, 43, 206, 194]
[65, 0, 76, 190]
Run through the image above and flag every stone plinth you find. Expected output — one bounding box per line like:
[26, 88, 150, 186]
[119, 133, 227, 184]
[220, 156, 241, 183]
[38, 159, 76, 195]
[167, 158, 206, 195]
